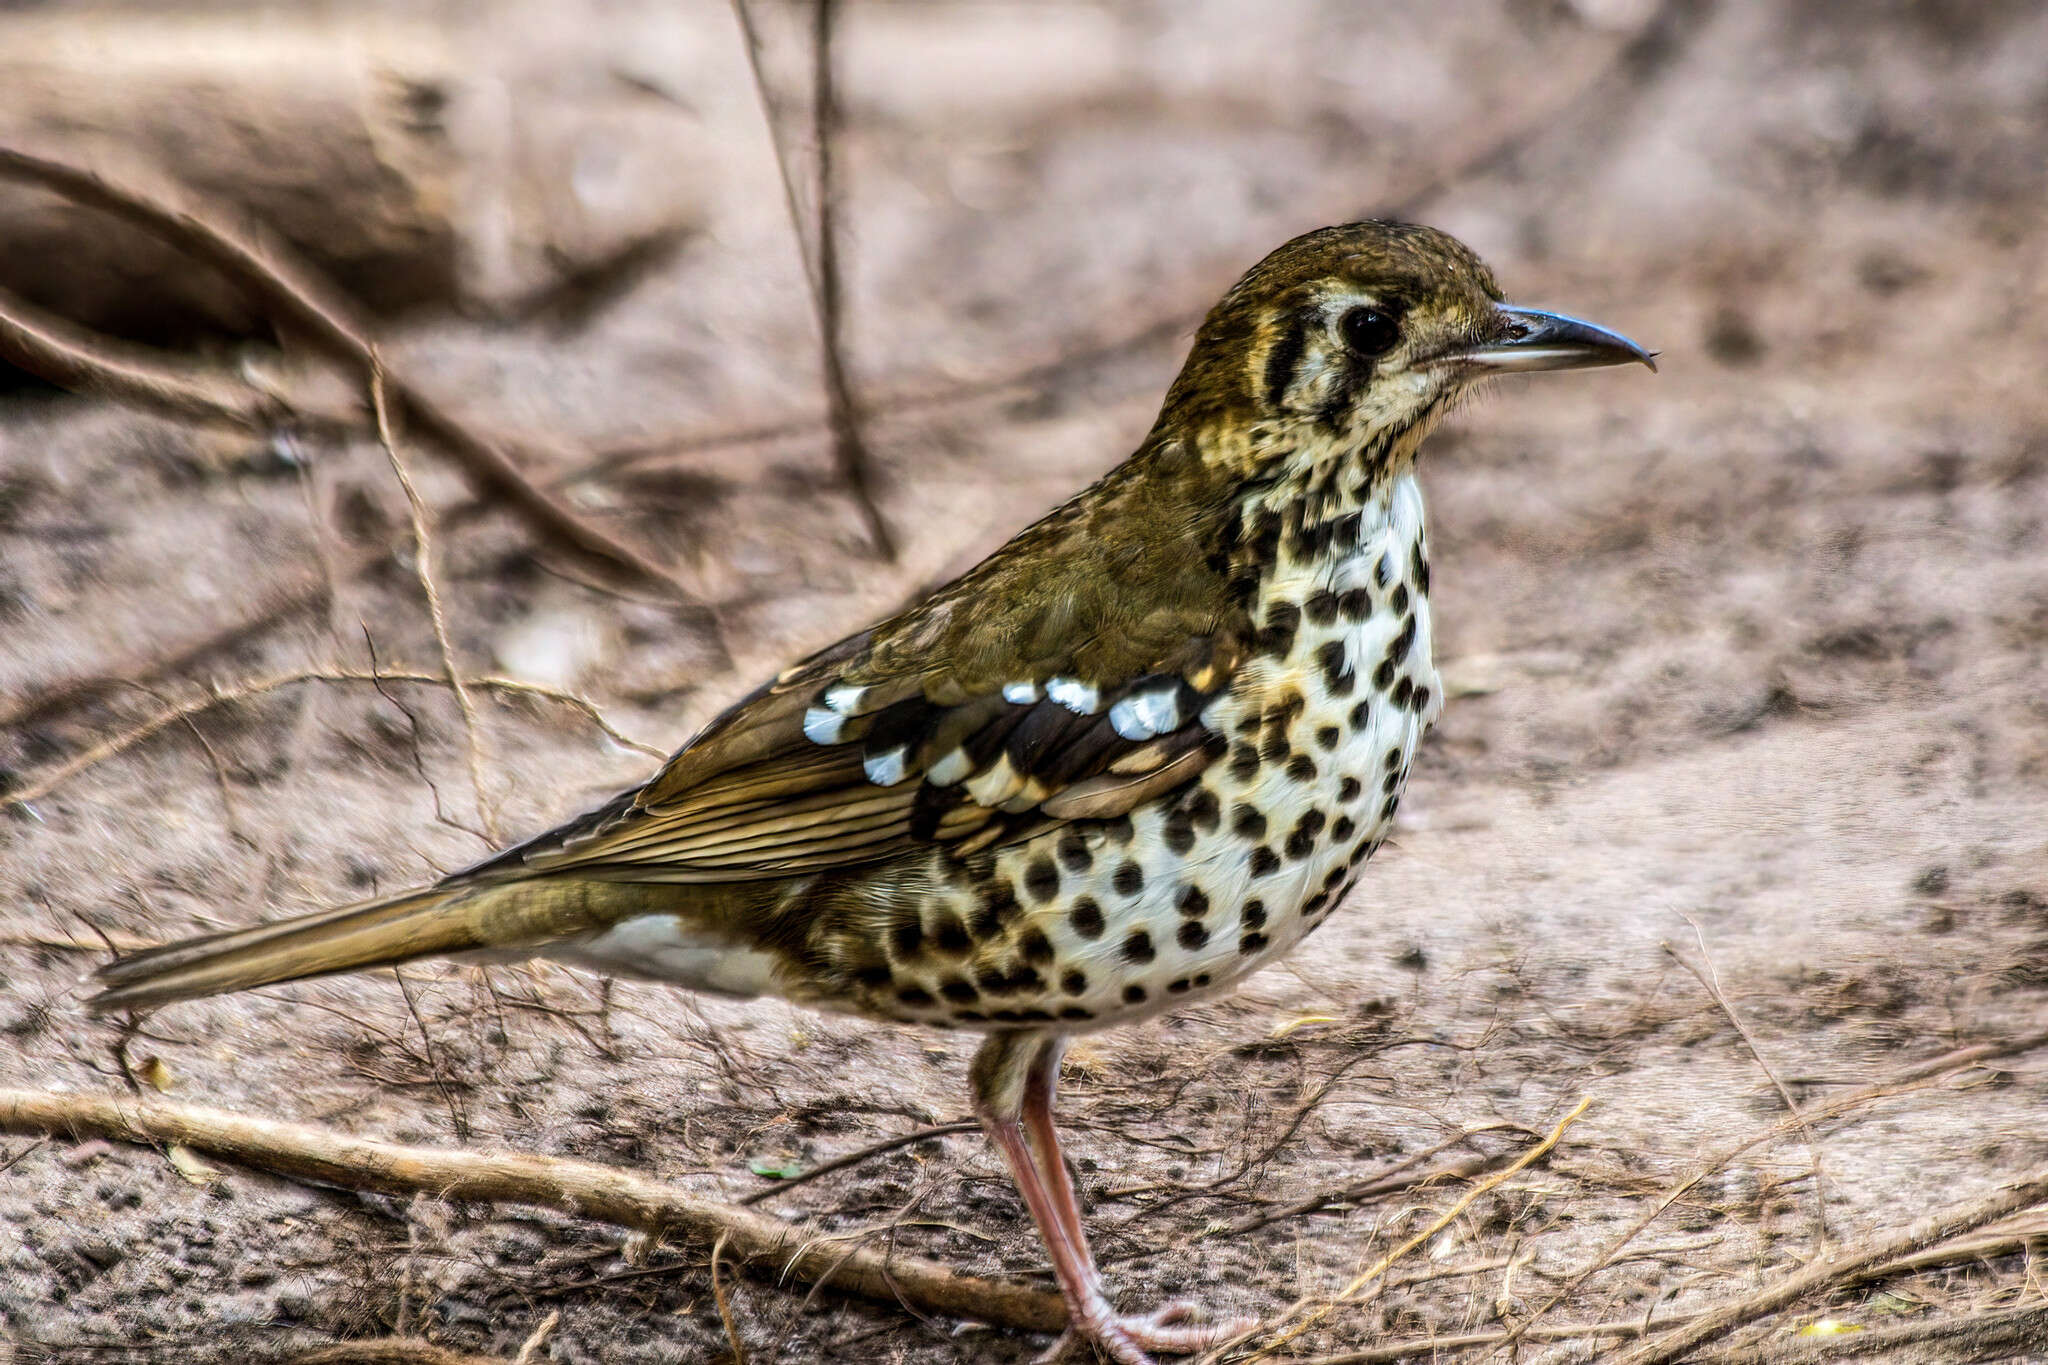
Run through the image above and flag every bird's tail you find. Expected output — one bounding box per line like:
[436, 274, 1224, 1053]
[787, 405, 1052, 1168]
[87, 877, 615, 1014]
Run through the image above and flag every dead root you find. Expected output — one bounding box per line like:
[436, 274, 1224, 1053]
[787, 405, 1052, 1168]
[0, 1087, 1068, 1336]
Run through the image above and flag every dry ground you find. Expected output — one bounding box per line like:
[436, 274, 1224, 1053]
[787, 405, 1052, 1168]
[3, 1, 2047, 1362]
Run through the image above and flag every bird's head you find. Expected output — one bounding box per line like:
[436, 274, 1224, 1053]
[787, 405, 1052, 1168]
[1156, 220, 1654, 472]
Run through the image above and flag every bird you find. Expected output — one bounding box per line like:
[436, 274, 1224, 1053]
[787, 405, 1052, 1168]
[88, 220, 1653, 1364]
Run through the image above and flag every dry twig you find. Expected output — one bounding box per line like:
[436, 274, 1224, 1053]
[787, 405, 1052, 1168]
[0, 1088, 1067, 1334]
[372, 364, 500, 844]
[726, 0, 894, 559]
[1608, 1163, 2048, 1365]
[1666, 919, 1833, 1243]
[7, 665, 665, 808]
[0, 144, 677, 592]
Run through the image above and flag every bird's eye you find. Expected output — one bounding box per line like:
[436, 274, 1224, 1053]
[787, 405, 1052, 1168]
[1339, 306, 1400, 358]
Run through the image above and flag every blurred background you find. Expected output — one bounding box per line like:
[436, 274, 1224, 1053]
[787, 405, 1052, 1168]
[2, 2, 2045, 1362]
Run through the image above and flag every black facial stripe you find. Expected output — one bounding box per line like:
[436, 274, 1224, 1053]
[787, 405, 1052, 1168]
[1262, 307, 1317, 412]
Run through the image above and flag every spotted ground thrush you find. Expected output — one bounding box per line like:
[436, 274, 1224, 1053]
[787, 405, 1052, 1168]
[91, 220, 1653, 1363]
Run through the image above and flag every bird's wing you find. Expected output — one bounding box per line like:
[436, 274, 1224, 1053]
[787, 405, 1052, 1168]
[475, 461, 1251, 884]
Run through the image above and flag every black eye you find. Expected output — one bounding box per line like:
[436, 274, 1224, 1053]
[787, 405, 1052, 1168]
[1339, 306, 1400, 358]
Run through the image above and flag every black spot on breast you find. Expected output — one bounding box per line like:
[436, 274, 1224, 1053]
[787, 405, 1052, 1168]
[1412, 542, 1431, 593]
[1374, 658, 1396, 690]
[1163, 809, 1197, 855]
[970, 883, 1022, 938]
[1232, 804, 1267, 840]
[931, 914, 973, 957]
[1123, 983, 1148, 1004]
[1242, 899, 1267, 929]
[1330, 513, 1362, 552]
[1177, 885, 1210, 919]
[890, 915, 925, 960]
[1318, 640, 1354, 696]
[852, 964, 892, 988]
[1382, 769, 1401, 795]
[1390, 614, 1417, 663]
[1383, 747, 1402, 770]
[1178, 921, 1210, 950]
[1113, 862, 1145, 897]
[1194, 972, 1211, 987]
[1324, 865, 1348, 890]
[1285, 810, 1326, 859]
[977, 965, 1018, 995]
[1122, 930, 1156, 964]
[1391, 583, 1409, 615]
[1250, 846, 1280, 877]
[1069, 897, 1105, 940]
[1168, 977, 1193, 994]
[1023, 858, 1060, 903]
[1188, 788, 1222, 832]
[1103, 815, 1135, 845]
[1390, 677, 1413, 710]
[1061, 969, 1088, 996]
[1058, 829, 1094, 874]
[1337, 588, 1373, 621]
[1059, 1006, 1094, 1021]
[1258, 602, 1300, 657]
[1259, 724, 1290, 762]
[1332, 814, 1356, 841]
[1304, 590, 1339, 625]
[1230, 743, 1261, 782]
[940, 977, 979, 1004]
[1286, 753, 1317, 783]
[1338, 777, 1361, 802]
[1018, 927, 1057, 964]
[1302, 891, 1329, 917]
[1349, 699, 1372, 729]
[896, 986, 934, 1008]
[1381, 795, 1400, 822]
[954, 1009, 986, 1023]
[1240, 932, 1269, 954]
[1412, 685, 1432, 714]
[1349, 838, 1375, 867]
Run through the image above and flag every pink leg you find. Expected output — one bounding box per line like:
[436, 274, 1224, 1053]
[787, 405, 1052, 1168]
[974, 1034, 1254, 1363]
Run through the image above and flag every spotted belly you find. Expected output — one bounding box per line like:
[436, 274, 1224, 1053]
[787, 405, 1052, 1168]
[817, 479, 1444, 1034]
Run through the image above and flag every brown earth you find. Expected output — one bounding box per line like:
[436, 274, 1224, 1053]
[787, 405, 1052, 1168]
[3, 2, 2046, 1363]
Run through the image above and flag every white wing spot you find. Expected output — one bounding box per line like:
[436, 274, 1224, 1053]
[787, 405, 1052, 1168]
[1109, 686, 1181, 741]
[1002, 680, 1042, 704]
[802, 705, 848, 745]
[926, 747, 973, 785]
[824, 682, 869, 714]
[863, 744, 912, 786]
[1046, 677, 1101, 714]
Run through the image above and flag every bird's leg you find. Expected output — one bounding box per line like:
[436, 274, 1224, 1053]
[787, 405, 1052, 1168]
[973, 1033, 1253, 1364]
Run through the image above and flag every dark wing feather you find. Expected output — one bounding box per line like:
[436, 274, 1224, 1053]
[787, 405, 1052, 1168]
[469, 443, 1252, 884]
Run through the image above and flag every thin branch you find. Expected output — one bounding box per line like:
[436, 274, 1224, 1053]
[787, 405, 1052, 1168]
[372, 363, 500, 844]
[726, 0, 894, 559]
[738, 1119, 979, 1206]
[6, 666, 666, 808]
[0, 1088, 1068, 1334]
[0, 143, 679, 593]
[1608, 1163, 2048, 1365]
[1666, 919, 1832, 1244]
[1488, 1027, 2048, 1359]
[0, 286, 357, 434]
[1209, 1097, 1593, 1364]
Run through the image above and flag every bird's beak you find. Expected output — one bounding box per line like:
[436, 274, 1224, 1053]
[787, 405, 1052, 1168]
[1442, 305, 1658, 374]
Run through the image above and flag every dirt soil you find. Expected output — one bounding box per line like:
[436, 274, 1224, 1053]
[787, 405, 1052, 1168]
[3, 2, 2047, 1363]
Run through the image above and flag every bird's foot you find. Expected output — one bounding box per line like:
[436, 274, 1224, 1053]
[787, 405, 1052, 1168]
[1034, 1299, 1258, 1364]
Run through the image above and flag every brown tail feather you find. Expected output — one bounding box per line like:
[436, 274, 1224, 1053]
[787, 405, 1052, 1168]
[87, 877, 615, 1013]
